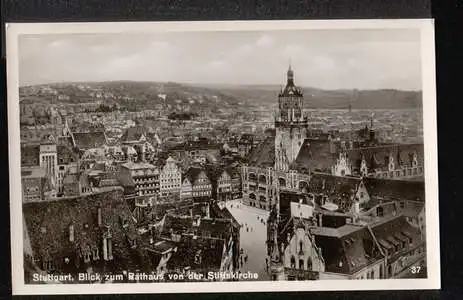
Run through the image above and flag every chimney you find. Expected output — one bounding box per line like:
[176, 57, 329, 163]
[103, 237, 108, 260]
[108, 238, 113, 260]
[97, 207, 102, 226]
[69, 225, 74, 242]
[206, 203, 210, 219]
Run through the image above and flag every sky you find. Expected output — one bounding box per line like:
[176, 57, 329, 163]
[18, 29, 422, 90]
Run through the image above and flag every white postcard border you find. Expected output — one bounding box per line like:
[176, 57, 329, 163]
[6, 19, 440, 295]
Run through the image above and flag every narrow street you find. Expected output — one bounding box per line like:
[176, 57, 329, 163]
[225, 199, 270, 281]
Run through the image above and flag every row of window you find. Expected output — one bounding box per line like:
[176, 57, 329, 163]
[289, 256, 313, 270]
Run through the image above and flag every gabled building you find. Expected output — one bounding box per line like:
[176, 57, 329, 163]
[120, 126, 157, 162]
[159, 157, 182, 198]
[182, 167, 212, 201]
[308, 173, 370, 213]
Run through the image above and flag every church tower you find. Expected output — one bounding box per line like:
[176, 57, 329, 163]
[274, 64, 308, 171]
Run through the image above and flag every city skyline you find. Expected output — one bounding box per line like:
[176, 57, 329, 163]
[19, 29, 422, 91]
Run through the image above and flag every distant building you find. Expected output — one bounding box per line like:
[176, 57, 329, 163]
[56, 145, 79, 196]
[170, 138, 220, 163]
[39, 143, 58, 182]
[210, 168, 232, 202]
[118, 162, 160, 197]
[183, 167, 212, 201]
[159, 157, 182, 198]
[120, 126, 157, 161]
[21, 167, 55, 202]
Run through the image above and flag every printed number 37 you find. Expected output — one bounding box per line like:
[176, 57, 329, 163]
[411, 266, 421, 274]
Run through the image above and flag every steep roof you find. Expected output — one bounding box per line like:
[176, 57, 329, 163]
[346, 143, 424, 171]
[21, 144, 40, 167]
[247, 136, 275, 168]
[57, 145, 77, 165]
[309, 173, 362, 195]
[292, 138, 336, 173]
[73, 132, 107, 150]
[170, 139, 220, 151]
[121, 126, 148, 142]
[313, 224, 380, 275]
[370, 215, 422, 260]
[185, 167, 208, 184]
[168, 235, 225, 271]
[363, 177, 425, 202]
[23, 189, 143, 274]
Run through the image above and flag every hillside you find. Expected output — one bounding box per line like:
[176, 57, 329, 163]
[198, 84, 422, 109]
[19, 81, 422, 110]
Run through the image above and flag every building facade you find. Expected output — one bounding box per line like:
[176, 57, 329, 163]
[159, 157, 182, 198]
[118, 162, 160, 197]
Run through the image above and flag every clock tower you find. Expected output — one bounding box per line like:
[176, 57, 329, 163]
[274, 64, 308, 171]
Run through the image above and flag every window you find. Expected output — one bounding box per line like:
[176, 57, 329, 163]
[290, 256, 296, 268]
[194, 251, 202, 264]
[92, 248, 99, 260]
[307, 257, 312, 270]
[299, 259, 304, 269]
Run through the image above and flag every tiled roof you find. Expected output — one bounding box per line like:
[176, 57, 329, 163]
[57, 145, 77, 165]
[370, 215, 422, 260]
[73, 132, 107, 150]
[121, 162, 157, 170]
[363, 177, 425, 202]
[309, 173, 362, 195]
[314, 224, 378, 275]
[346, 144, 424, 171]
[121, 126, 149, 142]
[185, 167, 208, 183]
[21, 144, 40, 167]
[23, 189, 143, 274]
[170, 138, 220, 151]
[247, 137, 275, 168]
[292, 138, 336, 173]
[168, 235, 225, 271]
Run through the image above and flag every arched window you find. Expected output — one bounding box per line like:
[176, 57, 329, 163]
[290, 256, 296, 268]
[299, 241, 303, 253]
[307, 257, 312, 270]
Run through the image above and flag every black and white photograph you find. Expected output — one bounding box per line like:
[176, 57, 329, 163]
[6, 20, 439, 294]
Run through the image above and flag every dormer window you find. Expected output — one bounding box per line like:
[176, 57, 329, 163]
[194, 250, 202, 264]
[92, 248, 100, 260]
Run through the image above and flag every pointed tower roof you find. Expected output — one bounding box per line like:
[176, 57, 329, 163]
[279, 62, 302, 97]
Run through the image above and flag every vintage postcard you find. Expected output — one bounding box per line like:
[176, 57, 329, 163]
[6, 20, 439, 295]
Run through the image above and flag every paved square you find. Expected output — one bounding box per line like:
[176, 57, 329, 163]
[225, 199, 270, 281]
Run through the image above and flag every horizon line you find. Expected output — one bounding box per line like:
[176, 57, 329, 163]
[19, 80, 423, 93]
